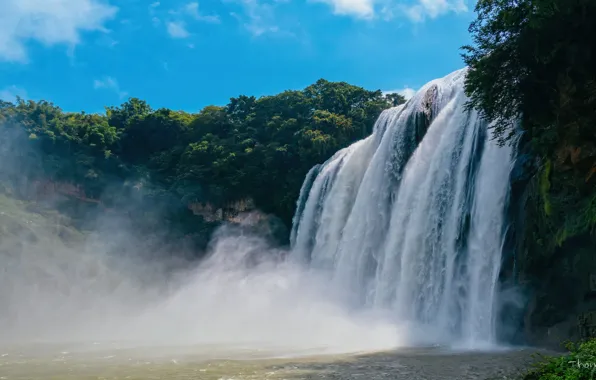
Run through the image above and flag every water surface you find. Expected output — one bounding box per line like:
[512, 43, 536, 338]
[0, 343, 554, 380]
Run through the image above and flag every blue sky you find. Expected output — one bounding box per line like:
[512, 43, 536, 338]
[0, 0, 475, 113]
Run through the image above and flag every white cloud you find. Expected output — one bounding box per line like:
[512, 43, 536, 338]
[404, 0, 467, 22]
[93, 76, 128, 99]
[167, 21, 190, 38]
[312, 0, 375, 19]
[184, 2, 221, 23]
[149, 2, 160, 23]
[0, 85, 27, 103]
[0, 0, 117, 63]
[228, 0, 284, 37]
[160, 2, 219, 38]
[383, 86, 417, 100]
[312, 0, 468, 21]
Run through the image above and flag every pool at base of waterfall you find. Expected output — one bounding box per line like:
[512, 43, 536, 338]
[0, 343, 557, 380]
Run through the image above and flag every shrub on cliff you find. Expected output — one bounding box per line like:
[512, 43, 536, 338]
[524, 340, 596, 379]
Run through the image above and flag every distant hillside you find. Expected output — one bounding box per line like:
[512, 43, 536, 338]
[0, 80, 401, 250]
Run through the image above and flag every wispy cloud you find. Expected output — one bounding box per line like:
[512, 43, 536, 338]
[403, 0, 468, 22]
[229, 0, 286, 37]
[166, 21, 190, 38]
[0, 0, 117, 63]
[0, 85, 27, 103]
[184, 2, 221, 23]
[159, 2, 220, 38]
[149, 2, 162, 25]
[312, 0, 375, 19]
[93, 76, 128, 99]
[313, 0, 468, 21]
[96, 34, 119, 49]
[383, 86, 418, 100]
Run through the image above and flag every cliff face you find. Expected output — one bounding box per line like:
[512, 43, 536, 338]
[32, 180, 102, 205]
[505, 135, 596, 348]
[1, 176, 290, 251]
[188, 198, 256, 223]
[22, 179, 256, 224]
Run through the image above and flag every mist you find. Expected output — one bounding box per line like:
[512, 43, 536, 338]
[0, 123, 402, 357]
[0, 220, 402, 355]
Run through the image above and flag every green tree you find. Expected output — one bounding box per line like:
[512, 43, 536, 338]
[463, 0, 596, 152]
[0, 78, 392, 240]
[106, 98, 152, 131]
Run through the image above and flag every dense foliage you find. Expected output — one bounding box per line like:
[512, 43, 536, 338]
[0, 80, 401, 242]
[463, 0, 596, 254]
[463, 0, 596, 152]
[524, 339, 596, 379]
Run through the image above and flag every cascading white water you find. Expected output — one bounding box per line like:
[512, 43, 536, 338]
[291, 68, 516, 347]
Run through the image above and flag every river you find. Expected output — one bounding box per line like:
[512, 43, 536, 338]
[0, 343, 556, 380]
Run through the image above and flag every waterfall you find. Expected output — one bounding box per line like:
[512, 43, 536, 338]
[290, 68, 516, 347]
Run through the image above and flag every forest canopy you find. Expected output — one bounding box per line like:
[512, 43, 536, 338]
[463, 0, 596, 154]
[0, 80, 403, 231]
